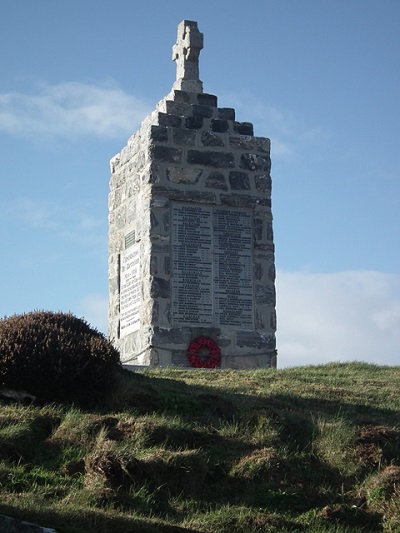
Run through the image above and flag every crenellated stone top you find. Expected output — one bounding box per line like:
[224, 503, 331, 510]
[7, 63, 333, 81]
[172, 20, 203, 93]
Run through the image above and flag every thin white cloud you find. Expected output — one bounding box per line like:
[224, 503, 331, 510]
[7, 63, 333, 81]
[0, 81, 151, 139]
[276, 270, 400, 368]
[3, 196, 106, 254]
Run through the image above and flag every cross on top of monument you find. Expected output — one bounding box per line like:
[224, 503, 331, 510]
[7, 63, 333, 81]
[172, 20, 203, 93]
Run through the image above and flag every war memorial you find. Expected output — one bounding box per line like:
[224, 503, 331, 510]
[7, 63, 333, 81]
[108, 21, 276, 369]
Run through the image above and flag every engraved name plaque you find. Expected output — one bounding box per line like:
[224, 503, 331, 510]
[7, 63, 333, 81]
[172, 204, 213, 325]
[120, 243, 141, 337]
[172, 203, 254, 329]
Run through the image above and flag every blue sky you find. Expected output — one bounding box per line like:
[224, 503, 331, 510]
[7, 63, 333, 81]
[1, 1, 399, 368]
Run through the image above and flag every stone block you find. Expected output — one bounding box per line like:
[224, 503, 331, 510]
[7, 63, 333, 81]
[151, 277, 170, 298]
[187, 150, 234, 168]
[164, 101, 190, 116]
[192, 105, 214, 118]
[153, 145, 182, 163]
[220, 193, 258, 208]
[255, 174, 272, 193]
[240, 153, 270, 172]
[229, 135, 254, 151]
[185, 116, 204, 129]
[234, 122, 254, 135]
[173, 90, 191, 103]
[255, 263, 263, 280]
[236, 331, 276, 350]
[205, 171, 228, 190]
[254, 137, 271, 153]
[157, 113, 182, 127]
[167, 167, 203, 184]
[151, 126, 168, 142]
[218, 108, 235, 120]
[197, 93, 218, 106]
[201, 131, 225, 147]
[223, 355, 261, 369]
[211, 119, 229, 133]
[255, 285, 276, 305]
[152, 326, 192, 346]
[173, 128, 196, 145]
[229, 171, 250, 190]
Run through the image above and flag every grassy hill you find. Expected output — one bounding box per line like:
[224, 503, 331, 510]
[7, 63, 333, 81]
[0, 362, 399, 532]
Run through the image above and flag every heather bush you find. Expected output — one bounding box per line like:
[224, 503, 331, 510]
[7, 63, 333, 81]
[0, 311, 121, 403]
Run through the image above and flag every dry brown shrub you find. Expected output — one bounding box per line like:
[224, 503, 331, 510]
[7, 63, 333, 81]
[0, 311, 121, 403]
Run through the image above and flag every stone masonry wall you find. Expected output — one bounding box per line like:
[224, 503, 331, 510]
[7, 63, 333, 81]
[109, 88, 276, 369]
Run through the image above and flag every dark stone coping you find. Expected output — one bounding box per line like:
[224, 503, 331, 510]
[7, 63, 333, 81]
[157, 112, 182, 128]
[197, 93, 218, 106]
[234, 122, 254, 135]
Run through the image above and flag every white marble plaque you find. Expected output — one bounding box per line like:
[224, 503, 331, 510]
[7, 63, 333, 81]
[120, 243, 141, 337]
[171, 203, 254, 329]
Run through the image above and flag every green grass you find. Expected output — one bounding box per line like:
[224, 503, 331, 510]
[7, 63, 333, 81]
[0, 362, 399, 532]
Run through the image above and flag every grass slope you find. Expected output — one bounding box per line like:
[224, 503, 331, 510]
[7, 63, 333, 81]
[0, 362, 399, 532]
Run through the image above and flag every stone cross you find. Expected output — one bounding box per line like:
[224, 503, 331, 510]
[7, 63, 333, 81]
[172, 20, 203, 93]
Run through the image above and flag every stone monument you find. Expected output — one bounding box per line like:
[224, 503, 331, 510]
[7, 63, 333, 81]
[108, 20, 277, 369]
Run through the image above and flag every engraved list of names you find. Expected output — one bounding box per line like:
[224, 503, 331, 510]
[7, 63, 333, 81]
[171, 203, 254, 329]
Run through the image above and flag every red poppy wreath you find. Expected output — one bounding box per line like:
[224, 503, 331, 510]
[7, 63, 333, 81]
[186, 336, 221, 368]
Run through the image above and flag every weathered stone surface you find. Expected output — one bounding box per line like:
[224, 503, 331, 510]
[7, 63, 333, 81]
[187, 150, 234, 168]
[173, 90, 191, 104]
[153, 145, 182, 163]
[173, 128, 196, 145]
[223, 355, 261, 369]
[218, 108, 235, 120]
[152, 326, 192, 346]
[157, 112, 182, 127]
[236, 331, 276, 350]
[197, 93, 217, 106]
[192, 105, 213, 119]
[151, 277, 170, 298]
[229, 171, 250, 190]
[201, 131, 225, 147]
[185, 116, 204, 129]
[153, 186, 217, 204]
[234, 122, 254, 135]
[151, 125, 168, 142]
[167, 167, 202, 184]
[220, 193, 259, 208]
[255, 263, 263, 280]
[268, 264, 276, 281]
[205, 171, 228, 190]
[172, 20, 203, 93]
[254, 137, 271, 153]
[211, 119, 229, 133]
[229, 136, 254, 150]
[240, 153, 270, 172]
[255, 174, 272, 193]
[255, 285, 276, 305]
